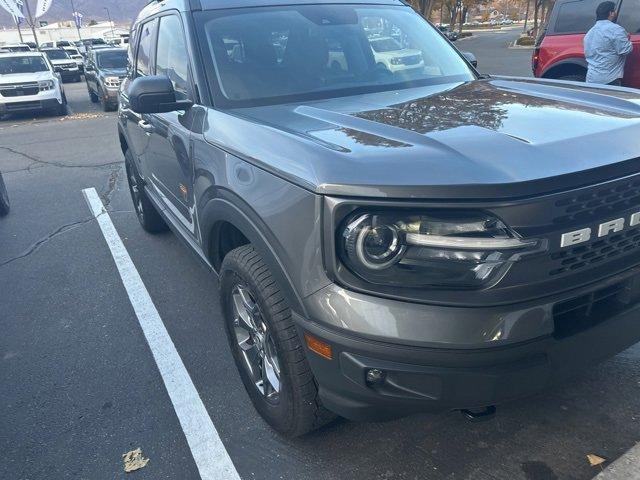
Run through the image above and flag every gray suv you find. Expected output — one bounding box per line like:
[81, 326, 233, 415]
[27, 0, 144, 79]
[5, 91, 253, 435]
[119, 0, 640, 436]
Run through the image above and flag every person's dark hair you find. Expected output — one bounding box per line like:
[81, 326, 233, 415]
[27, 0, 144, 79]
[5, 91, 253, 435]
[596, 1, 616, 21]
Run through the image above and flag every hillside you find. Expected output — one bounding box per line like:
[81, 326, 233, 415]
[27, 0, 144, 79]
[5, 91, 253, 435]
[0, 0, 148, 27]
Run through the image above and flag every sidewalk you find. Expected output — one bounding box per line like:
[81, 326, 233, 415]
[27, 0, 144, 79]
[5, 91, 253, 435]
[595, 443, 640, 479]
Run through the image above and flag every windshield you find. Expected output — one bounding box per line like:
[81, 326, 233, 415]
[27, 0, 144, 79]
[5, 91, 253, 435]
[370, 37, 402, 52]
[97, 50, 127, 69]
[65, 48, 80, 56]
[196, 4, 474, 107]
[0, 56, 48, 74]
[45, 50, 70, 60]
[8, 46, 31, 52]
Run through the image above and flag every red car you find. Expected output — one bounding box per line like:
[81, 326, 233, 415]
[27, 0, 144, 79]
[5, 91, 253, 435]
[533, 0, 639, 88]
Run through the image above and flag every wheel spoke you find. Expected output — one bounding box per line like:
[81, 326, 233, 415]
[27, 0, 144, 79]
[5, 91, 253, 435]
[232, 288, 256, 332]
[263, 352, 280, 394]
[263, 335, 281, 395]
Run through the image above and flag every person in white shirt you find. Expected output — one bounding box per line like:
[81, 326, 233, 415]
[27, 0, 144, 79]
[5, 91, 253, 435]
[583, 1, 633, 86]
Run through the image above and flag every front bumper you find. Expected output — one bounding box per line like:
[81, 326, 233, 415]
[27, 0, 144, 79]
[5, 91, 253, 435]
[297, 268, 640, 421]
[102, 87, 120, 102]
[0, 88, 62, 114]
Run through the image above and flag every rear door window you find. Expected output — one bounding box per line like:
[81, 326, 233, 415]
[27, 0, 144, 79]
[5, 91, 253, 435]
[553, 0, 603, 34]
[618, 0, 640, 34]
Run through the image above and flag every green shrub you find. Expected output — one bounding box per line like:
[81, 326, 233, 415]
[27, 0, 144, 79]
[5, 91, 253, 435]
[516, 36, 535, 46]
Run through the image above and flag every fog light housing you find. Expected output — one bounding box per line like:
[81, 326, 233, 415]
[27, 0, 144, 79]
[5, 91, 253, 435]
[365, 368, 385, 385]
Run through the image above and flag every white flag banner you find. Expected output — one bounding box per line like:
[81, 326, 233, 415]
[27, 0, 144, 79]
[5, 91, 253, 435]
[0, 0, 24, 18]
[34, 0, 53, 18]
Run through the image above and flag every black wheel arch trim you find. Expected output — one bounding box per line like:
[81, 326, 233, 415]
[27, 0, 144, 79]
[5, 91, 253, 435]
[200, 193, 308, 318]
[541, 58, 587, 78]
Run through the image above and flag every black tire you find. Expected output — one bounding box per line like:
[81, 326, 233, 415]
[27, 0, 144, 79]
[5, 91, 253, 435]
[221, 245, 336, 437]
[102, 95, 115, 112]
[124, 149, 168, 233]
[88, 85, 99, 103]
[55, 96, 68, 116]
[557, 74, 586, 82]
[0, 173, 10, 216]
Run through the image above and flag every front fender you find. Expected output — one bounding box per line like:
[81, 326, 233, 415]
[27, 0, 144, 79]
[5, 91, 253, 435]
[200, 194, 308, 317]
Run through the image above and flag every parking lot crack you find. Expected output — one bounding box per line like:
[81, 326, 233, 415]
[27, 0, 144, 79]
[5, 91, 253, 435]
[100, 165, 122, 208]
[0, 217, 95, 268]
[0, 146, 123, 170]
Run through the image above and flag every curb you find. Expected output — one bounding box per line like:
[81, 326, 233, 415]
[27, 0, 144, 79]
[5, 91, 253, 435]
[508, 40, 535, 50]
[594, 442, 640, 479]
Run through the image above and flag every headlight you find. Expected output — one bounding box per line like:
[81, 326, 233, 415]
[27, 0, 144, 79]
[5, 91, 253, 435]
[339, 211, 542, 289]
[390, 57, 403, 65]
[104, 76, 121, 88]
[38, 80, 55, 91]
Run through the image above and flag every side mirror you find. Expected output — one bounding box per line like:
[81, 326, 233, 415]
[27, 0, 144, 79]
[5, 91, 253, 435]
[462, 51, 478, 68]
[129, 75, 193, 114]
[85, 63, 94, 71]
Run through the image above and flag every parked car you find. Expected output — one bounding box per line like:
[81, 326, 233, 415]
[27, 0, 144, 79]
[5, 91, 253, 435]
[2, 44, 32, 52]
[438, 25, 459, 41]
[533, 0, 639, 87]
[120, 0, 640, 437]
[0, 52, 67, 117]
[41, 48, 81, 82]
[63, 46, 85, 73]
[369, 36, 425, 72]
[85, 47, 127, 111]
[0, 172, 9, 216]
[41, 40, 73, 49]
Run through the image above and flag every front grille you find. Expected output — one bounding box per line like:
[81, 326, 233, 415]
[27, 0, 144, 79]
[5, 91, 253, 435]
[0, 87, 39, 97]
[400, 54, 422, 66]
[0, 82, 39, 97]
[548, 229, 640, 276]
[553, 177, 640, 225]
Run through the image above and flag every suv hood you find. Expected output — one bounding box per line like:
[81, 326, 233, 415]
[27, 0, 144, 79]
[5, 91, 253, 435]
[0, 71, 54, 84]
[49, 58, 75, 66]
[99, 67, 127, 77]
[206, 77, 640, 199]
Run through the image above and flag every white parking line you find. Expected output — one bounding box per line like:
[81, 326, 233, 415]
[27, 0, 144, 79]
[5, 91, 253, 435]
[82, 188, 241, 480]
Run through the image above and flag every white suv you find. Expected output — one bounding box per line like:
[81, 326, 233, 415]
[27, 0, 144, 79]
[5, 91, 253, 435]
[0, 52, 67, 117]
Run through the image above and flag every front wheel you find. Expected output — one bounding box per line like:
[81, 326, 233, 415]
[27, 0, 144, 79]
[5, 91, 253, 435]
[55, 95, 68, 116]
[88, 85, 99, 103]
[0, 173, 10, 216]
[124, 149, 168, 233]
[221, 245, 336, 437]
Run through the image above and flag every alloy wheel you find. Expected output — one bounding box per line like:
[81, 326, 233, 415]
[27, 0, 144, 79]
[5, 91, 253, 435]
[231, 284, 281, 403]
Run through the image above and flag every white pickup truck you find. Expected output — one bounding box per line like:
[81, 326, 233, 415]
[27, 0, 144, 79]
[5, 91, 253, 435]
[0, 52, 67, 117]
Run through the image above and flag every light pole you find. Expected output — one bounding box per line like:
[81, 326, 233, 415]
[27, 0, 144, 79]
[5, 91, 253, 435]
[23, 0, 39, 48]
[104, 7, 115, 40]
[70, 0, 82, 41]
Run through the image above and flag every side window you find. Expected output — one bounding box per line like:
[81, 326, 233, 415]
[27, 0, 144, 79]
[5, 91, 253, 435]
[155, 15, 191, 100]
[127, 24, 140, 75]
[618, 0, 640, 34]
[553, 0, 602, 34]
[136, 18, 158, 77]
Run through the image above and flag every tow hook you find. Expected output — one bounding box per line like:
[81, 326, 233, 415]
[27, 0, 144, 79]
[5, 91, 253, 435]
[460, 406, 497, 422]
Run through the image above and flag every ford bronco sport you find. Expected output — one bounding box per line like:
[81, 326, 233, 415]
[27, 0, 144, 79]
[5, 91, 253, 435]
[533, 0, 639, 87]
[119, 0, 640, 436]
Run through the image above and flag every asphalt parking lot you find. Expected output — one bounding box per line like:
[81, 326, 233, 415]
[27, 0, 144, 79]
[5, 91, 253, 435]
[2, 32, 640, 480]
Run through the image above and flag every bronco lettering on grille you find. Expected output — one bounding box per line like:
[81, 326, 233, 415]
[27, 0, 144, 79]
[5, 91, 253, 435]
[561, 212, 640, 247]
